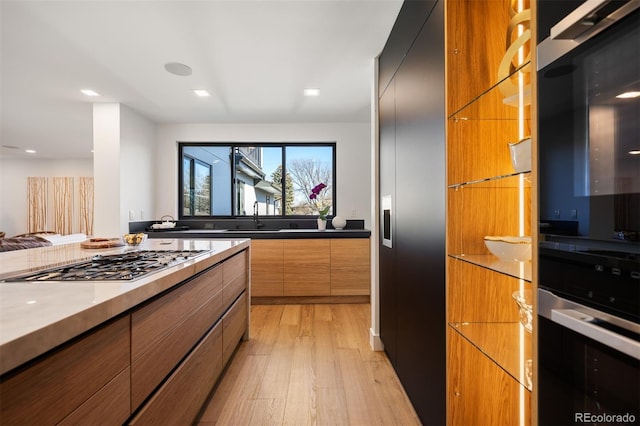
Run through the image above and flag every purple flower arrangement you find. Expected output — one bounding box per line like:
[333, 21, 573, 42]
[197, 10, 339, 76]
[309, 183, 330, 220]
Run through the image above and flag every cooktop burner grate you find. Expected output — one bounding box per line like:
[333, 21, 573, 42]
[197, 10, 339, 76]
[4, 250, 208, 282]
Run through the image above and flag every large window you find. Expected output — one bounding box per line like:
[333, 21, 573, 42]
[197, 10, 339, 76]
[179, 143, 335, 219]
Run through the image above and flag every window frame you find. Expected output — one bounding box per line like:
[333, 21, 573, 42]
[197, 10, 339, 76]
[178, 141, 337, 220]
[182, 154, 213, 217]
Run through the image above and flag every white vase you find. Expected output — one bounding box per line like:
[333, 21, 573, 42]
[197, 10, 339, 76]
[331, 215, 346, 230]
[317, 218, 327, 231]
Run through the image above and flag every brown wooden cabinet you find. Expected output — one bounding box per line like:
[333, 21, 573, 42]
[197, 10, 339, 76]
[129, 323, 223, 426]
[330, 238, 370, 296]
[131, 264, 224, 409]
[0, 248, 250, 426]
[0, 315, 131, 425]
[222, 292, 248, 365]
[252, 238, 370, 298]
[445, 0, 535, 424]
[284, 239, 331, 296]
[131, 250, 249, 424]
[447, 328, 531, 426]
[251, 239, 284, 297]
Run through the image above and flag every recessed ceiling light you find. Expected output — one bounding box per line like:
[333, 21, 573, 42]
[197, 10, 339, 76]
[193, 89, 211, 97]
[81, 89, 100, 97]
[165, 62, 192, 76]
[616, 91, 640, 99]
[25, 149, 36, 154]
[304, 88, 320, 97]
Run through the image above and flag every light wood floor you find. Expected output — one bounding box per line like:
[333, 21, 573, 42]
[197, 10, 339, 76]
[198, 303, 421, 426]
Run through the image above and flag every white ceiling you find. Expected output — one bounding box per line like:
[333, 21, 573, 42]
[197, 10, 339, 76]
[0, 0, 402, 160]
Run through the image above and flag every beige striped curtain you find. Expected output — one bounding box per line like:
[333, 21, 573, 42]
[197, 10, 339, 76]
[79, 177, 94, 236]
[53, 177, 73, 235]
[27, 177, 48, 233]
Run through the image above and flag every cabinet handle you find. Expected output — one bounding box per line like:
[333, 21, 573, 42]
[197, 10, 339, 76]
[550, 0, 639, 41]
[551, 309, 640, 360]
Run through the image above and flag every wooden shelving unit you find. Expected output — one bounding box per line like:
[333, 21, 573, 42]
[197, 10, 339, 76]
[445, 0, 534, 424]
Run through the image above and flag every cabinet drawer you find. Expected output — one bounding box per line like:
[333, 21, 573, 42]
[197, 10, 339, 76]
[251, 239, 284, 297]
[222, 291, 248, 365]
[131, 265, 223, 409]
[223, 250, 247, 308]
[59, 367, 131, 425]
[0, 315, 130, 425]
[129, 323, 223, 426]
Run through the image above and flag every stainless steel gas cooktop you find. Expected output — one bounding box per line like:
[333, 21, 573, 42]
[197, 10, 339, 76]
[3, 250, 207, 282]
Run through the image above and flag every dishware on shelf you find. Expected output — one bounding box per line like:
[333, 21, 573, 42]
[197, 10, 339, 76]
[512, 289, 533, 333]
[483, 236, 532, 261]
[508, 137, 531, 173]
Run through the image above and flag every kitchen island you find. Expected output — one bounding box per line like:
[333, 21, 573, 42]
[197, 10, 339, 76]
[0, 238, 250, 425]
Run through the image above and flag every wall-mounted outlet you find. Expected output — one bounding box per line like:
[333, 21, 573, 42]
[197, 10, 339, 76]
[570, 209, 577, 219]
[554, 209, 560, 218]
[129, 210, 135, 221]
[140, 210, 144, 220]
[351, 209, 357, 217]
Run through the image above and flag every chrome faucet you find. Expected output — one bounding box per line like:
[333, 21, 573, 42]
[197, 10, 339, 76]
[253, 201, 264, 228]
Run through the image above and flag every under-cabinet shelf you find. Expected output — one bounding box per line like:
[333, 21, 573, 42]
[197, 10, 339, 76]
[448, 254, 532, 282]
[449, 321, 532, 391]
[448, 61, 531, 121]
[448, 170, 531, 189]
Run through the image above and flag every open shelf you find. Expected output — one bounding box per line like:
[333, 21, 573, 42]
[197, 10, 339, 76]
[448, 254, 532, 282]
[448, 61, 531, 121]
[448, 170, 532, 189]
[449, 321, 532, 391]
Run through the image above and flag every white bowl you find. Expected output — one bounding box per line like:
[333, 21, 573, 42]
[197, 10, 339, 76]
[484, 236, 532, 261]
[508, 137, 531, 173]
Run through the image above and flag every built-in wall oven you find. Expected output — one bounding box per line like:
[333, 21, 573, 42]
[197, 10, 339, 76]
[537, 0, 640, 424]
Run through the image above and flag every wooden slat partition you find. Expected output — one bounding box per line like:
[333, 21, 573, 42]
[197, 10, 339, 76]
[53, 177, 73, 235]
[27, 177, 47, 233]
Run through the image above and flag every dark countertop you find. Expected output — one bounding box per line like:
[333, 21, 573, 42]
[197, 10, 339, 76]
[147, 228, 371, 239]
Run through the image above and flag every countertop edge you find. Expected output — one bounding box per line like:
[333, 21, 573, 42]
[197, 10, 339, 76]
[147, 229, 371, 239]
[0, 239, 250, 376]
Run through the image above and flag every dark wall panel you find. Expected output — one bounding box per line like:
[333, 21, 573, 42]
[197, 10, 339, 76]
[378, 80, 397, 366]
[378, 0, 437, 95]
[394, 1, 445, 423]
[377, 0, 446, 424]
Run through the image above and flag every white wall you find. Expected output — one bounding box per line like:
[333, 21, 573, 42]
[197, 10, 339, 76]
[93, 103, 156, 236]
[0, 158, 93, 237]
[120, 104, 156, 227]
[155, 122, 372, 228]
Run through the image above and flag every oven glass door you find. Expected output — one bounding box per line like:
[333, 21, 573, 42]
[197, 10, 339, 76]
[538, 315, 639, 424]
[538, 8, 639, 245]
[537, 3, 640, 424]
[538, 289, 640, 424]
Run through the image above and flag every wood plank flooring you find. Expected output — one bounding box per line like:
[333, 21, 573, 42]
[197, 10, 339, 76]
[198, 304, 421, 426]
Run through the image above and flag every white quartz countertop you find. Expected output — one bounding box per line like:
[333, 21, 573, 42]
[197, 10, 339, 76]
[0, 238, 250, 375]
